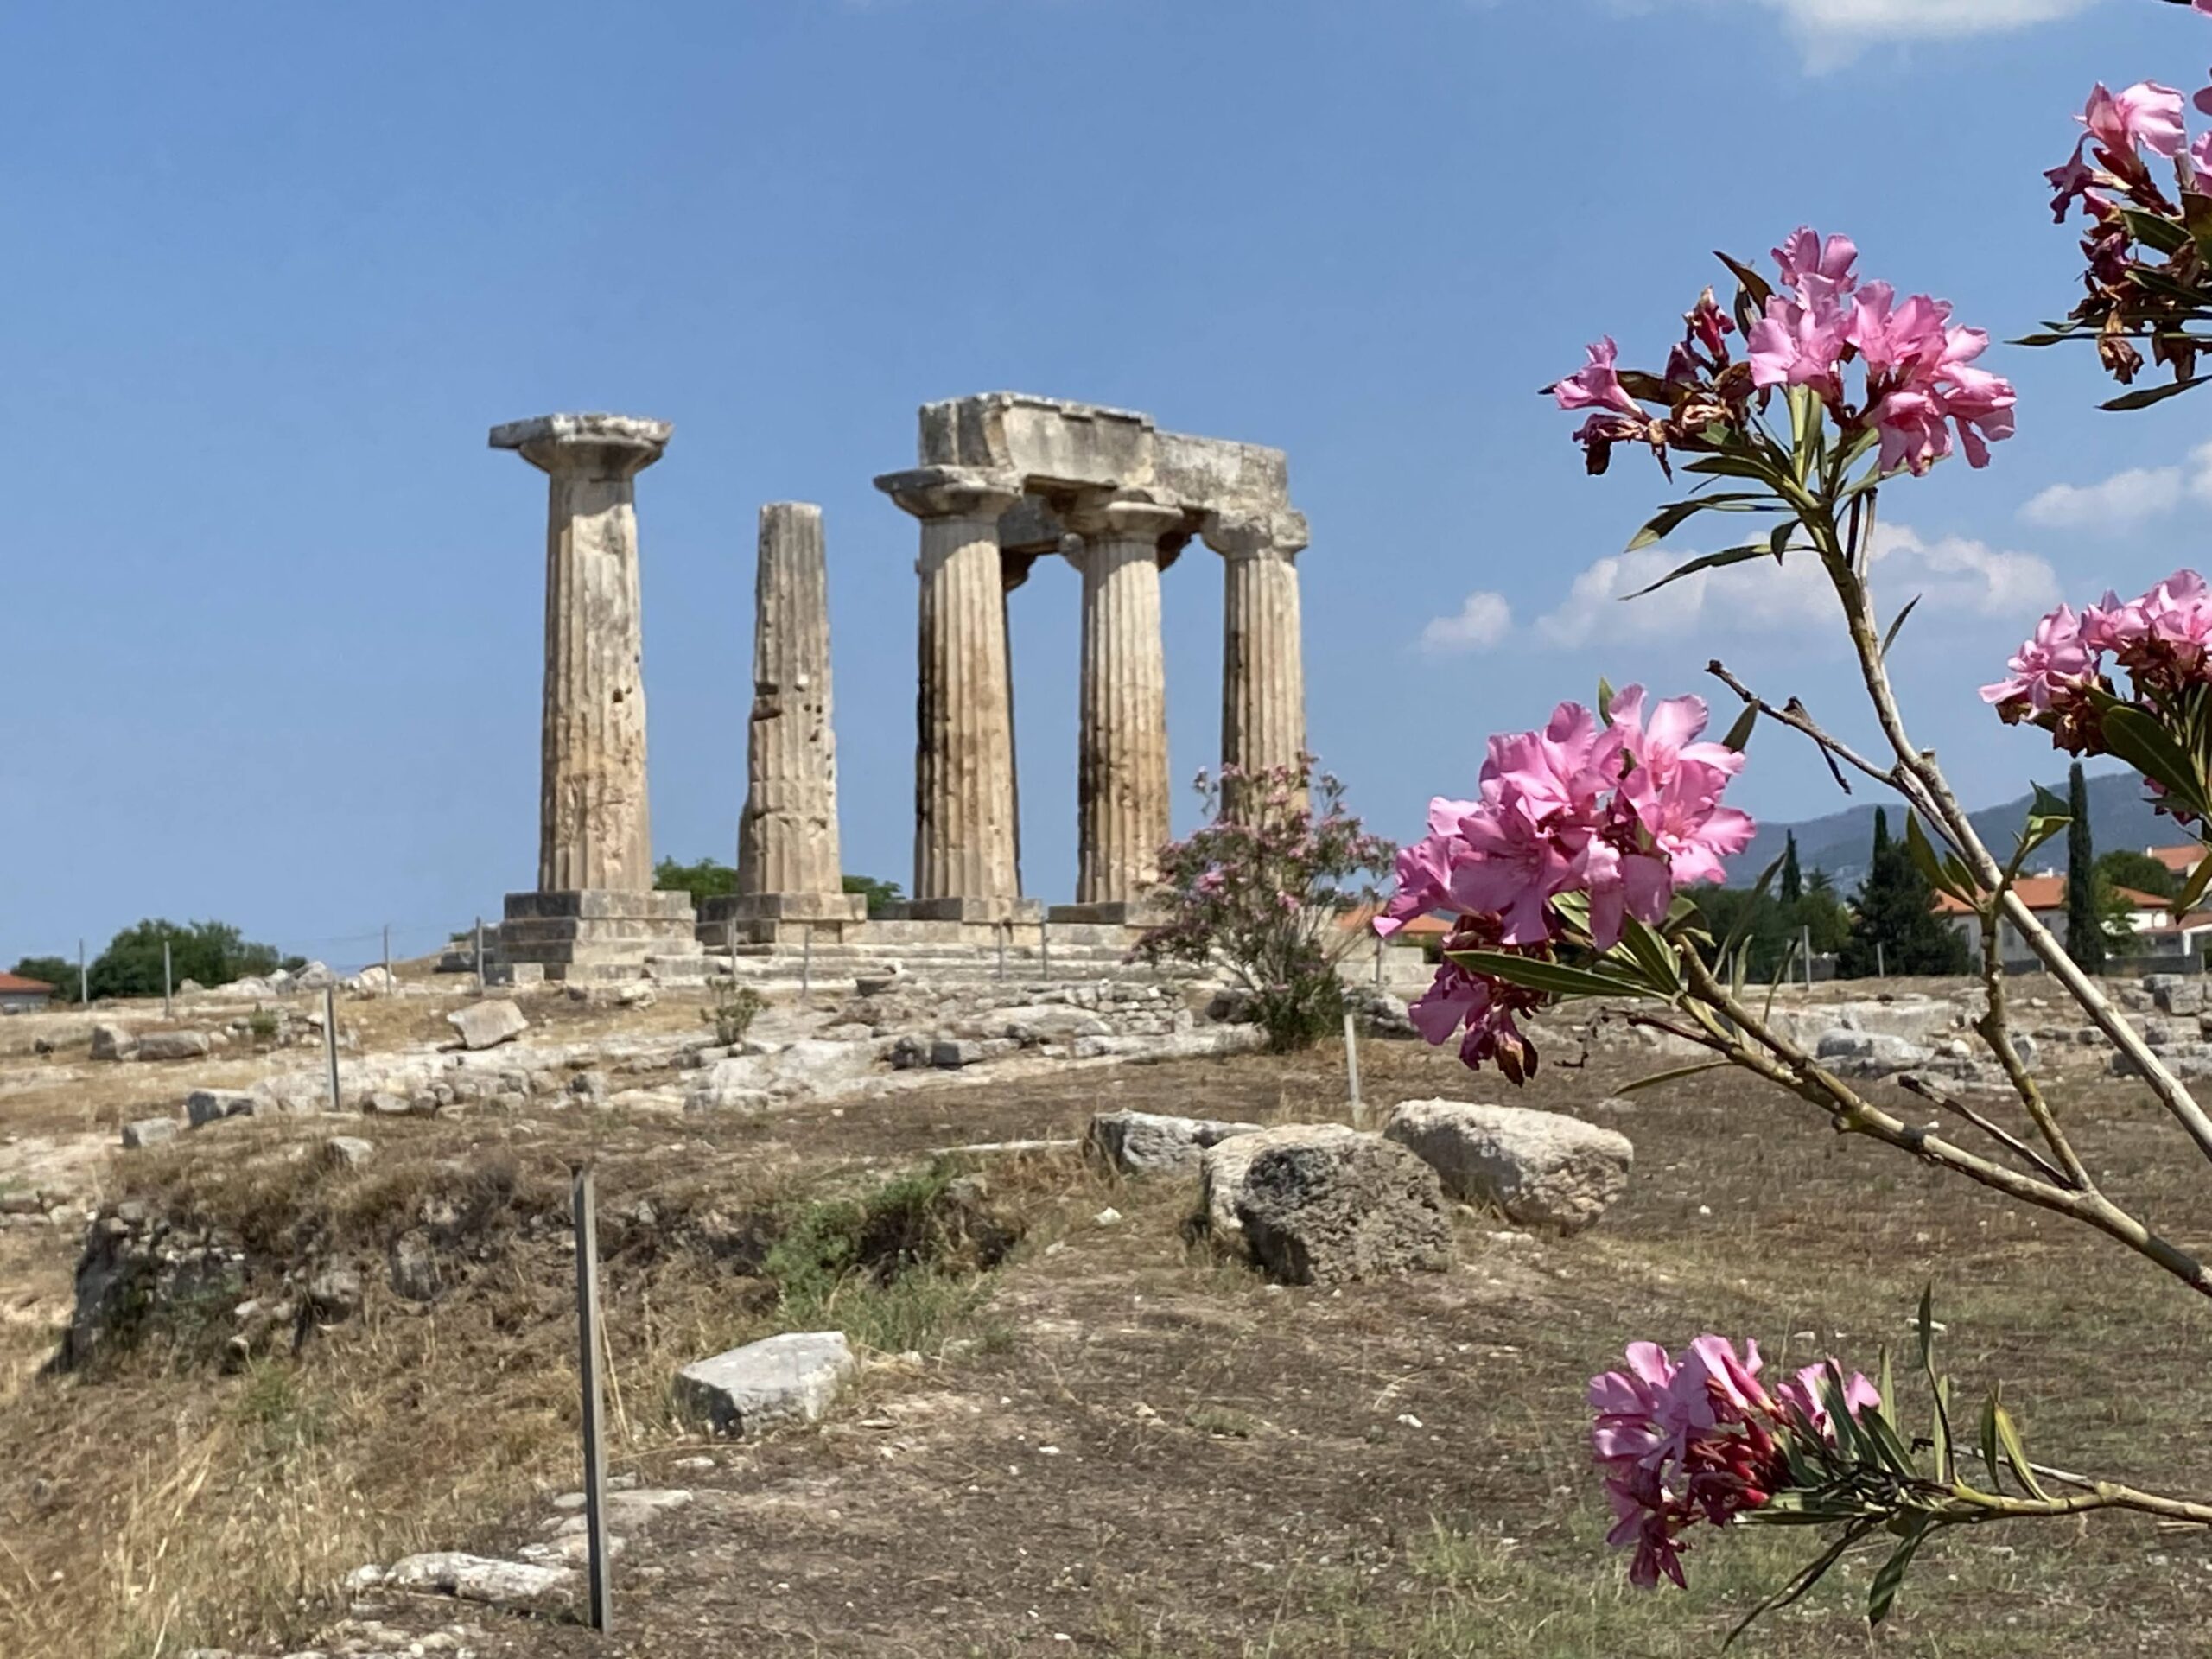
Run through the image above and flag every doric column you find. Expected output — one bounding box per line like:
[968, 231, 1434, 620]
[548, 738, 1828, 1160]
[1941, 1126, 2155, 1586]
[1063, 491, 1183, 913]
[1205, 509, 1310, 817]
[874, 465, 1027, 919]
[728, 503, 864, 925]
[491, 413, 670, 893]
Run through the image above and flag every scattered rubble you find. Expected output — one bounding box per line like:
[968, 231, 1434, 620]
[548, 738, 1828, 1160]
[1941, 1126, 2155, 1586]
[1087, 1109, 1264, 1175]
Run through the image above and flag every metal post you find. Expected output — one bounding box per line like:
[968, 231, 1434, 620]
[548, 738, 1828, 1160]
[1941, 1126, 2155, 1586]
[1802, 925, 1814, 990]
[77, 938, 86, 1007]
[1039, 918, 1052, 980]
[800, 925, 813, 1006]
[474, 916, 485, 984]
[162, 938, 173, 1019]
[996, 923, 1007, 982]
[1876, 940, 1886, 979]
[1373, 933, 1384, 987]
[382, 923, 392, 992]
[1344, 1009, 1363, 1127]
[571, 1166, 613, 1633]
[323, 985, 341, 1112]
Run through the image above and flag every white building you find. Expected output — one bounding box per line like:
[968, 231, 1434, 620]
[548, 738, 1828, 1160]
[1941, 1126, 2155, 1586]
[1935, 874, 2198, 970]
[0, 971, 55, 1014]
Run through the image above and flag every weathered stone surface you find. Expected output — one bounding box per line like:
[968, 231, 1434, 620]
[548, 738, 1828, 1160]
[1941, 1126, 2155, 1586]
[1202, 1123, 1361, 1240]
[2156, 978, 2207, 1016]
[1088, 1109, 1264, 1175]
[323, 1135, 375, 1170]
[1383, 1100, 1633, 1234]
[1205, 512, 1306, 810]
[493, 410, 669, 896]
[384, 1550, 574, 1609]
[1212, 1127, 1453, 1284]
[134, 1031, 212, 1063]
[448, 999, 529, 1051]
[674, 1330, 855, 1436]
[120, 1116, 178, 1150]
[389, 1230, 441, 1301]
[305, 1267, 362, 1321]
[186, 1090, 257, 1128]
[1814, 1029, 1933, 1074]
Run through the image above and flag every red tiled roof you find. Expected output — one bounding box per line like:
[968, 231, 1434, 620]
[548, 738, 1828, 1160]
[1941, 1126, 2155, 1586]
[2150, 845, 2202, 874]
[0, 972, 55, 995]
[1932, 877, 2169, 917]
[1338, 906, 1452, 939]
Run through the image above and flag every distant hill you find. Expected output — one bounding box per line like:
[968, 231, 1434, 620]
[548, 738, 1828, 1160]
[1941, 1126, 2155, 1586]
[1722, 769, 2183, 894]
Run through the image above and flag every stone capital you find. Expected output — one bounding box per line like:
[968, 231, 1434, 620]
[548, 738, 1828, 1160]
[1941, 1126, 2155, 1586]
[1061, 489, 1186, 550]
[1201, 508, 1309, 562]
[491, 412, 671, 479]
[874, 465, 1023, 523]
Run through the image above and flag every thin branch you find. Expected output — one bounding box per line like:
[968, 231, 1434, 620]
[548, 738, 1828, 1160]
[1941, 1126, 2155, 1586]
[1896, 1074, 2075, 1191]
[1706, 659, 1936, 812]
[1971, 883, 2094, 1192]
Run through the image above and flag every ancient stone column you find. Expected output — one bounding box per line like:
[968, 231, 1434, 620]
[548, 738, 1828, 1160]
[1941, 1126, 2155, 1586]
[1058, 492, 1183, 918]
[1206, 510, 1311, 817]
[702, 503, 867, 943]
[490, 413, 698, 980]
[874, 465, 1029, 921]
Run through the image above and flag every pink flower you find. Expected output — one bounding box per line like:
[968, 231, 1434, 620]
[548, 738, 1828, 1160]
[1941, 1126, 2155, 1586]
[1553, 337, 1641, 416]
[1746, 296, 1848, 395]
[1868, 388, 1953, 476]
[1771, 226, 1859, 319]
[1941, 362, 2018, 468]
[2082, 80, 2188, 161]
[2191, 129, 2212, 190]
[1607, 686, 1744, 792]
[1980, 606, 2097, 712]
[2046, 143, 2100, 221]
[1774, 1363, 1881, 1437]
[1452, 796, 1573, 946]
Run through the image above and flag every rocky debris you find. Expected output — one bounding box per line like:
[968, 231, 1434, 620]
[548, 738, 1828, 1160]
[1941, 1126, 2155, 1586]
[305, 1266, 364, 1323]
[67, 1204, 246, 1368]
[674, 1331, 855, 1436]
[134, 1030, 214, 1063]
[569, 1070, 610, 1103]
[1383, 1100, 1632, 1234]
[931, 1038, 995, 1069]
[187, 1089, 260, 1128]
[2151, 975, 2206, 1016]
[388, 1231, 442, 1302]
[373, 1551, 573, 1611]
[175, 977, 204, 995]
[1087, 1109, 1264, 1175]
[1356, 990, 1415, 1037]
[120, 1116, 178, 1150]
[89, 1022, 137, 1062]
[1814, 1029, 1933, 1077]
[349, 964, 397, 996]
[324, 1135, 376, 1170]
[292, 960, 339, 992]
[447, 999, 528, 1052]
[1212, 1126, 1454, 1285]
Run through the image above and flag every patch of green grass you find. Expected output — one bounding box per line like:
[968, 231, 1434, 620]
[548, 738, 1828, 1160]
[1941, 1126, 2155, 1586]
[232, 1359, 328, 1455]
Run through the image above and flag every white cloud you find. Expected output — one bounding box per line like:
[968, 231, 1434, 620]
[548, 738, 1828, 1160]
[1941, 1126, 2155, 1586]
[1532, 524, 2059, 648]
[2018, 441, 2212, 531]
[1419, 590, 1514, 654]
[1752, 0, 2093, 41]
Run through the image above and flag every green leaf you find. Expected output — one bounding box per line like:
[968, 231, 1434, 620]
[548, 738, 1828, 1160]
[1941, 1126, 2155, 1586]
[2010, 330, 2082, 347]
[1866, 1517, 1934, 1629]
[1788, 385, 1825, 484]
[1904, 813, 1978, 906]
[2005, 787, 2071, 880]
[1623, 543, 1776, 600]
[1618, 916, 1683, 992]
[1726, 1520, 1879, 1649]
[1619, 1059, 1731, 1093]
[1915, 1284, 1936, 1374]
[2102, 377, 2206, 412]
[2095, 701, 2209, 814]
[1979, 1392, 2004, 1495]
[1993, 1402, 2050, 1502]
[1442, 950, 1651, 1001]
[1597, 676, 1617, 718]
[1684, 452, 1788, 484]
[1932, 1375, 1955, 1484]
[1624, 494, 1773, 553]
[1880, 594, 1921, 660]
[1715, 250, 1776, 340]
[2177, 845, 2212, 913]
[1768, 519, 1792, 564]
[1615, 369, 1670, 404]
[2116, 206, 2190, 255]
[1720, 699, 1759, 754]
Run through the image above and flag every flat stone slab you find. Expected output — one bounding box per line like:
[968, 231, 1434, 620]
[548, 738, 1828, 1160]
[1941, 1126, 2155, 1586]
[89, 1023, 137, 1062]
[382, 1550, 573, 1609]
[1089, 1109, 1264, 1175]
[134, 1031, 212, 1063]
[489, 411, 671, 453]
[448, 999, 530, 1051]
[120, 1117, 177, 1150]
[1383, 1100, 1632, 1234]
[186, 1090, 257, 1128]
[674, 1331, 855, 1437]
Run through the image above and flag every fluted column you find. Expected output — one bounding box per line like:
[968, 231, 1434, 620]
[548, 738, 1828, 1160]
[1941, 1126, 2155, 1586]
[1206, 510, 1310, 817]
[1064, 492, 1182, 912]
[875, 465, 1027, 919]
[492, 413, 670, 893]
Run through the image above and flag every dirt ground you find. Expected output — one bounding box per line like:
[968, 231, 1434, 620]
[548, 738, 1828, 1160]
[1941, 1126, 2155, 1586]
[6, 978, 2212, 1657]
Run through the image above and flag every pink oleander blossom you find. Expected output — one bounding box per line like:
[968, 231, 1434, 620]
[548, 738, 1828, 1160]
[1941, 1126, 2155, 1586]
[1590, 1336, 1878, 1592]
[1980, 603, 2095, 713]
[1553, 336, 1641, 416]
[2082, 80, 2188, 162]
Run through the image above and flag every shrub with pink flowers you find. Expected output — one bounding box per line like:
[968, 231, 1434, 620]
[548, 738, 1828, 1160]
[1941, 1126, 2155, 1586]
[1135, 760, 1393, 1052]
[1382, 3, 2212, 1630]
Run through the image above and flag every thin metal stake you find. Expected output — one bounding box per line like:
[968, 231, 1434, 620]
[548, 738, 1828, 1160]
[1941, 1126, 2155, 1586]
[800, 925, 813, 1006]
[1373, 933, 1384, 987]
[996, 923, 1007, 982]
[323, 985, 341, 1112]
[1039, 919, 1052, 980]
[1802, 925, 1814, 990]
[1344, 1010, 1363, 1127]
[571, 1166, 613, 1633]
[162, 938, 173, 1020]
[1877, 940, 1886, 979]
[473, 916, 485, 985]
[78, 938, 86, 1007]
[382, 924, 392, 993]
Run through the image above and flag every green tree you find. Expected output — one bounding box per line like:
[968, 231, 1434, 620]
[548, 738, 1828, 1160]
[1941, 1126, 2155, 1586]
[653, 855, 738, 899]
[1837, 809, 1970, 979]
[2095, 848, 2183, 902]
[1800, 868, 1851, 955]
[8, 956, 79, 1005]
[842, 874, 903, 918]
[86, 919, 283, 999]
[1778, 832, 1803, 905]
[2064, 761, 2107, 972]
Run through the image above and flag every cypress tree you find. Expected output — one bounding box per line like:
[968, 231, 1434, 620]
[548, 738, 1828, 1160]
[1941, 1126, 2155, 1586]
[1839, 808, 1971, 978]
[1779, 832, 1803, 906]
[2064, 761, 2106, 971]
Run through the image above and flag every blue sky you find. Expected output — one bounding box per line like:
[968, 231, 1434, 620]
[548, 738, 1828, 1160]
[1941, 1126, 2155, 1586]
[4, 0, 2208, 963]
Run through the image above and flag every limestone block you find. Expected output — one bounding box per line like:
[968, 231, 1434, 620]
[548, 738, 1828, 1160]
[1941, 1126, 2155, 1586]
[383, 1551, 574, 1610]
[186, 1090, 257, 1128]
[673, 1331, 855, 1436]
[1205, 1126, 1452, 1284]
[448, 999, 529, 1051]
[121, 1117, 178, 1150]
[135, 1031, 213, 1063]
[1088, 1109, 1264, 1176]
[1383, 1100, 1632, 1234]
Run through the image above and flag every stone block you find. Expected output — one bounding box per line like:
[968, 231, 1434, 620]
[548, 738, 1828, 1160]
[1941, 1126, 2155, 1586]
[89, 1023, 137, 1062]
[1202, 1125, 1452, 1284]
[673, 1331, 855, 1436]
[186, 1090, 257, 1128]
[1088, 1109, 1264, 1175]
[447, 999, 529, 1051]
[135, 1031, 213, 1063]
[1383, 1100, 1632, 1234]
[121, 1117, 178, 1150]
[323, 1135, 375, 1170]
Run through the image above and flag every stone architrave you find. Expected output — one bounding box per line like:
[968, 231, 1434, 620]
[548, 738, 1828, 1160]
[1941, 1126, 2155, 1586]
[874, 465, 1033, 923]
[700, 504, 866, 944]
[489, 413, 698, 980]
[1054, 491, 1183, 922]
[1205, 509, 1310, 817]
